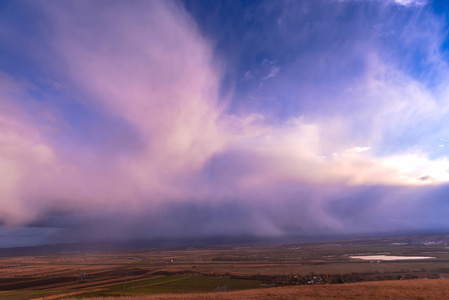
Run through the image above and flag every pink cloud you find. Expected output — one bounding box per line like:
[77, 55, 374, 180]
[1, 0, 449, 241]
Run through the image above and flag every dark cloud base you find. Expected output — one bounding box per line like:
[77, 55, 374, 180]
[3, 183, 449, 248]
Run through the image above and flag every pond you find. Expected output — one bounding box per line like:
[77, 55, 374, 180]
[350, 255, 435, 261]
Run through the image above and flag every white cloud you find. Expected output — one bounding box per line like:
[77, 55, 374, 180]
[262, 66, 281, 80]
[335, 0, 428, 7]
[347, 146, 371, 153]
[394, 0, 428, 7]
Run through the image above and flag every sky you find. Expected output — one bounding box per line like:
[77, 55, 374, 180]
[1, 0, 449, 247]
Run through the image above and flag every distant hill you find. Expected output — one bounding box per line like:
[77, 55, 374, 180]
[2, 231, 449, 256]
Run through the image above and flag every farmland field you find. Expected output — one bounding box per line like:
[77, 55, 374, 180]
[2, 232, 449, 299]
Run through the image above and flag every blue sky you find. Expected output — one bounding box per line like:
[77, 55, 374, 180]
[1, 0, 449, 247]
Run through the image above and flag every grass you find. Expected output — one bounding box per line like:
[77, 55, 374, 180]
[70, 275, 265, 298]
[63, 278, 449, 300]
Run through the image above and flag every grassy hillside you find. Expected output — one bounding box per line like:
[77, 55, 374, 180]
[64, 279, 449, 300]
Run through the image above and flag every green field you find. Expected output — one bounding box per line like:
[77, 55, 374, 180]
[71, 275, 265, 298]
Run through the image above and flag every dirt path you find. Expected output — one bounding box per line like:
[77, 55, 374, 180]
[29, 275, 188, 300]
[29, 288, 106, 300]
